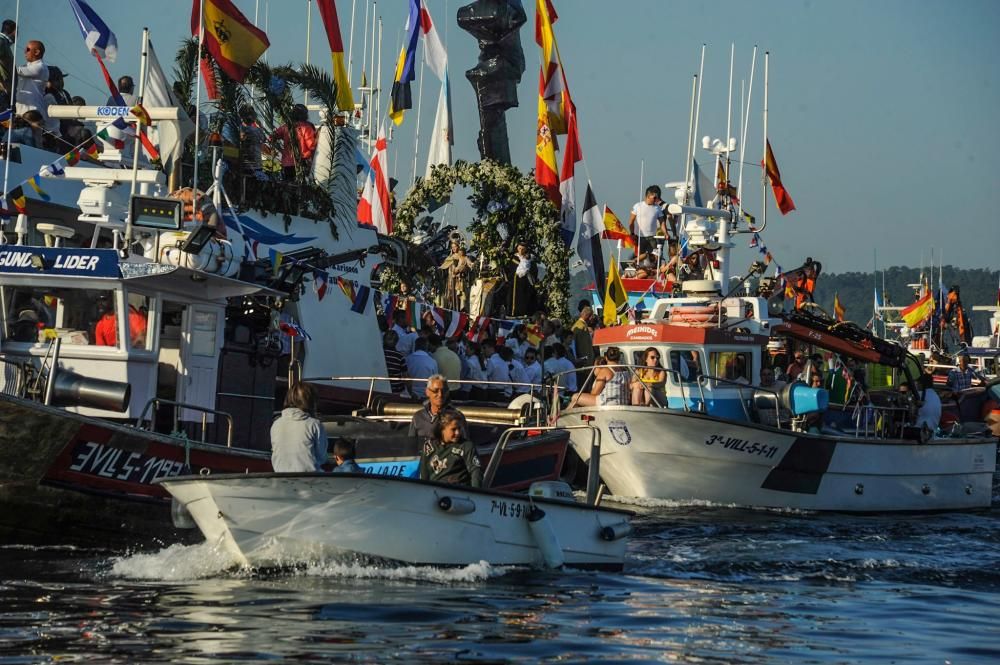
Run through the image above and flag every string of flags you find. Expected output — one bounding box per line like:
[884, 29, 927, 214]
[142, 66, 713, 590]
[2, 142, 100, 218]
[749, 231, 787, 285]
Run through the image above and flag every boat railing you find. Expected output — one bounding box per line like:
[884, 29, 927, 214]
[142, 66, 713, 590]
[550, 363, 705, 412]
[304, 375, 547, 412]
[847, 402, 911, 439]
[135, 398, 235, 448]
[484, 424, 604, 506]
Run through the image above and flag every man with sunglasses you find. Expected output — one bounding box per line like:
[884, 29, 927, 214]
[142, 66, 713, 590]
[408, 375, 467, 445]
[15, 40, 48, 121]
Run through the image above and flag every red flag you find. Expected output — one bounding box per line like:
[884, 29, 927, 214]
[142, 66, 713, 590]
[763, 139, 795, 215]
[535, 73, 560, 208]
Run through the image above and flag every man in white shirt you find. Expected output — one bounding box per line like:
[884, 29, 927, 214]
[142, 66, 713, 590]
[390, 310, 417, 356]
[16, 40, 49, 120]
[914, 373, 941, 435]
[628, 185, 667, 258]
[405, 337, 439, 398]
[483, 339, 512, 399]
[543, 343, 577, 392]
[518, 348, 543, 394]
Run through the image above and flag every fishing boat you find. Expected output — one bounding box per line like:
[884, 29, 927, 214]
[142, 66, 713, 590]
[556, 182, 998, 512]
[160, 426, 632, 570]
[0, 101, 568, 544]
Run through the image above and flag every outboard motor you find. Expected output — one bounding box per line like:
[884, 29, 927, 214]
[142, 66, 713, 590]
[51, 370, 131, 412]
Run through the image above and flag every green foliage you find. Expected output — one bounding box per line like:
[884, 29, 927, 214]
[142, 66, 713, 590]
[395, 160, 571, 320]
[814, 266, 999, 335]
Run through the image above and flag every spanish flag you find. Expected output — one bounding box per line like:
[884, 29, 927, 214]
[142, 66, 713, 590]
[833, 292, 845, 322]
[601, 205, 636, 252]
[763, 139, 795, 215]
[316, 0, 354, 112]
[192, 0, 269, 83]
[603, 251, 628, 327]
[130, 103, 152, 125]
[901, 292, 935, 328]
[535, 74, 560, 208]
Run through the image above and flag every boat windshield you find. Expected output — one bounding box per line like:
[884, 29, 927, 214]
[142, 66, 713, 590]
[2, 285, 126, 348]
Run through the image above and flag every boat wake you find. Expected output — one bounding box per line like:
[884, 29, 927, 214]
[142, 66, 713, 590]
[107, 542, 520, 584]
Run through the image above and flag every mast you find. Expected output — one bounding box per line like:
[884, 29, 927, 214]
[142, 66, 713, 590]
[376, 15, 383, 148]
[347, 0, 358, 85]
[411, 46, 426, 185]
[367, 1, 377, 151]
[762, 51, 768, 240]
[304, 0, 313, 105]
[737, 46, 757, 225]
[689, 45, 706, 201]
[676, 74, 698, 284]
[126, 27, 151, 249]
[192, 0, 205, 193]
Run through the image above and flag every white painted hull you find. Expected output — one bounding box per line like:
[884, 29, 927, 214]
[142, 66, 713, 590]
[162, 474, 631, 569]
[560, 406, 997, 512]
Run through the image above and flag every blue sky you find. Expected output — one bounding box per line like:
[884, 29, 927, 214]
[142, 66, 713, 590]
[10, 0, 1000, 273]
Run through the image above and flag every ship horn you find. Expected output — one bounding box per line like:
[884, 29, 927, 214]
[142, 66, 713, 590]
[51, 370, 131, 412]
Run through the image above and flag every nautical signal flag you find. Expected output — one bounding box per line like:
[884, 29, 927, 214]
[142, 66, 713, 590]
[358, 122, 392, 234]
[191, 0, 270, 83]
[130, 103, 151, 125]
[316, 0, 354, 112]
[763, 139, 795, 215]
[901, 292, 935, 329]
[603, 251, 628, 327]
[27, 175, 50, 202]
[576, 182, 607, 297]
[68, 0, 118, 62]
[601, 206, 636, 252]
[388, 0, 421, 126]
[833, 292, 845, 322]
[8, 186, 27, 214]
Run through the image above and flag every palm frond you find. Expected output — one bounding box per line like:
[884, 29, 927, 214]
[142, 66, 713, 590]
[287, 63, 340, 119]
[173, 38, 199, 110]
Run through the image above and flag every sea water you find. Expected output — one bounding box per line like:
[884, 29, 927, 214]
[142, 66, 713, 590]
[1, 501, 999, 663]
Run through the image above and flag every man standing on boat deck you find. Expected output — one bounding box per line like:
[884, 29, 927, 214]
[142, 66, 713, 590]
[409, 375, 467, 443]
[628, 186, 668, 259]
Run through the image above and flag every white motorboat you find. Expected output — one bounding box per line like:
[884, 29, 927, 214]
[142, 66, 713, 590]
[161, 427, 633, 570]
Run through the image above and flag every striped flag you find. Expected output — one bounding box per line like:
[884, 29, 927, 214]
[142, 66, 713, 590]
[467, 315, 491, 343]
[337, 276, 356, 302]
[316, 0, 354, 111]
[357, 123, 393, 234]
[313, 270, 329, 301]
[901, 292, 935, 328]
[8, 186, 26, 214]
[535, 0, 568, 134]
[383, 294, 400, 326]
[279, 320, 312, 340]
[763, 139, 796, 215]
[444, 311, 469, 340]
[576, 182, 607, 294]
[130, 103, 152, 125]
[496, 320, 517, 346]
[388, 0, 421, 126]
[350, 285, 371, 314]
[27, 175, 50, 202]
[419, 2, 447, 80]
[69, 0, 118, 62]
[192, 0, 270, 83]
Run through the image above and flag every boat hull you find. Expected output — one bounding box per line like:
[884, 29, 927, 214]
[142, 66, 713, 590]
[0, 394, 272, 545]
[560, 406, 997, 512]
[162, 473, 631, 570]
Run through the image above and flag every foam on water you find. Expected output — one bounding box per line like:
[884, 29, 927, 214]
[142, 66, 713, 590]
[108, 541, 241, 581]
[299, 559, 518, 584]
[604, 494, 816, 515]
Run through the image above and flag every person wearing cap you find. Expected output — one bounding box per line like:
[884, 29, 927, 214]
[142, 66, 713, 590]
[9, 309, 40, 342]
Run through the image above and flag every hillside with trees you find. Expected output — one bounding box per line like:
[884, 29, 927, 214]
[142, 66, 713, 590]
[812, 266, 999, 336]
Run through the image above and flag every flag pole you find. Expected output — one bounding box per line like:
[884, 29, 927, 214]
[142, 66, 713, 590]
[126, 27, 151, 250]
[762, 51, 769, 238]
[347, 0, 357, 85]
[376, 15, 384, 145]
[192, 0, 205, 194]
[411, 46, 426, 186]
[368, 1, 378, 152]
[304, 0, 313, 106]
[684, 44, 706, 203]
[737, 46, 757, 226]
[1, 0, 21, 210]
[676, 74, 697, 284]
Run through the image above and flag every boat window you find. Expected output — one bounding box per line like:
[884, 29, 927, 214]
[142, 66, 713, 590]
[710, 351, 752, 385]
[126, 293, 153, 350]
[2, 285, 120, 347]
[668, 350, 702, 383]
[190, 310, 218, 357]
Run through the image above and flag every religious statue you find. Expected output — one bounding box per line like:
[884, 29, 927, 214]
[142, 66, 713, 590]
[457, 0, 527, 164]
[440, 241, 474, 311]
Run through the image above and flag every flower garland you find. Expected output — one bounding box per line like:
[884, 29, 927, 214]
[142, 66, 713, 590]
[393, 159, 570, 320]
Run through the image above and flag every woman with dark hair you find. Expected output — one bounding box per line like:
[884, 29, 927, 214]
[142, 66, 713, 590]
[569, 346, 630, 408]
[631, 347, 666, 406]
[270, 382, 329, 472]
[272, 103, 317, 180]
[419, 410, 482, 487]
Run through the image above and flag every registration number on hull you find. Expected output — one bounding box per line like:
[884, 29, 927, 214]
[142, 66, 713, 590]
[705, 434, 779, 459]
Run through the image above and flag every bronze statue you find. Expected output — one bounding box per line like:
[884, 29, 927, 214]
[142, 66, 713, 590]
[457, 0, 526, 164]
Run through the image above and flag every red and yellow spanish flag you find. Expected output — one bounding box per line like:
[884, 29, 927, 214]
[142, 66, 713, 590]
[130, 103, 152, 126]
[763, 139, 796, 215]
[601, 205, 636, 252]
[535, 0, 567, 134]
[316, 0, 354, 112]
[833, 292, 845, 322]
[535, 73, 560, 208]
[901, 292, 935, 328]
[191, 0, 269, 83]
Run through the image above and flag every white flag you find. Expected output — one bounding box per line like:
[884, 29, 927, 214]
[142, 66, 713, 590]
[419, 4, 447, 81]
[424, 72, 452, 179]
[144, 40, 178, 109]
